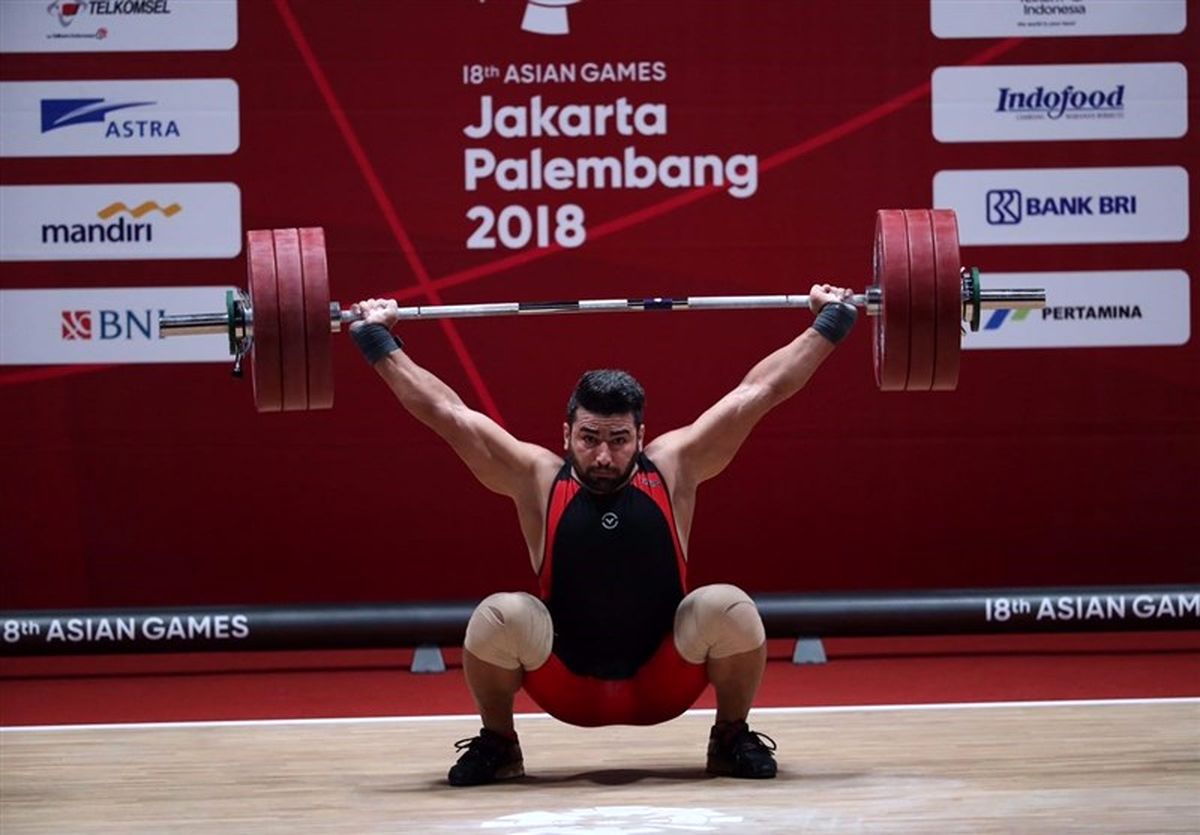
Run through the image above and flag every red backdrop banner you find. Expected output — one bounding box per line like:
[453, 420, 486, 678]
[1, 1, 1197, 609]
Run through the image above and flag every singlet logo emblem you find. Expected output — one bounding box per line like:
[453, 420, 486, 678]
[601, 512, 619, 530]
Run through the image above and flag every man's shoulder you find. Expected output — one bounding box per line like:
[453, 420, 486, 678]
[530, 448, 568, 486]
[640, 436, 693, 497]
[643, 429, 686, 464]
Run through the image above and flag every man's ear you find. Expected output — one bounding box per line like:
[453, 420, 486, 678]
[562, 421, 570, 451]
[638, 424, 645, 451]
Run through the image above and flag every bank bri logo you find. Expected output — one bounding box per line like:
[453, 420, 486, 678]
[995, 84, 1125, 120]
[41, 98, 154, 133]
[984, 186, 1139, 227]
[987, 190, 1022, 224]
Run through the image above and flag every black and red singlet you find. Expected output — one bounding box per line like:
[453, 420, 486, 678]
[538, 453, 689, 680]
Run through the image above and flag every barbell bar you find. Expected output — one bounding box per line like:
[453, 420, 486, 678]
[158, 209, 1046, 411]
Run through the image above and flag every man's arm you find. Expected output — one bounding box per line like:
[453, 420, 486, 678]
[646, 284, 856, 487]
[350, 299, 559, 499]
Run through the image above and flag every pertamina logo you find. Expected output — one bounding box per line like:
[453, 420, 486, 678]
[41, 200, 182, 245]
[41, 98, 180, 139]
[961, 271, 1187, 350]
[982, 305, 1142, 331]
[985, 188, 1137, 225]
[60, 306, 166, 341]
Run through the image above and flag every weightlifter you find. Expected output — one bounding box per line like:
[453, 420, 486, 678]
[349, 283, 857, 785]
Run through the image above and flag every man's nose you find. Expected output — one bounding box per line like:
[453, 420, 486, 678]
[595, 443, 612, 464]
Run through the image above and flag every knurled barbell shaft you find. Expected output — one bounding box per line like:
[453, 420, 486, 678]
[158, 288, 1046, 337]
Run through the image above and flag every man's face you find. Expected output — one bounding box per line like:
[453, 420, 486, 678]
[563, 408, 644, 493]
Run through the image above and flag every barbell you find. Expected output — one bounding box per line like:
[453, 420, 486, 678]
[158, 208, 1045, 412]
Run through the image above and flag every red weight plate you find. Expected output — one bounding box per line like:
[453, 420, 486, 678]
[872, 210, 910, 391]
[299, 227, 334, 410]
[930, 209, 963, 391]
[272, 229, 309, 412]
[247, 230, 282, 412]
[902, 210, 937, 392]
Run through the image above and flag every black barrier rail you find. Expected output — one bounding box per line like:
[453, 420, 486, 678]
[1, 586, 1196, 656]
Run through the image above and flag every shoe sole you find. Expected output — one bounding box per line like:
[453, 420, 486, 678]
[447, 762, 525, 787]
[706, 759, 776, 779]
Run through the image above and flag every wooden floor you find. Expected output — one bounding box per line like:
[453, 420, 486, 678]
[2, 700, 1197, 833]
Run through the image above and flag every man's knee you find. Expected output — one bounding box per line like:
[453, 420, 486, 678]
[674, 583, 766, 665]
[464, 591, 553, 672]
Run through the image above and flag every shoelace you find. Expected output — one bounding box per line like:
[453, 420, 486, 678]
[453, 735, 497, 753]
[453, 734, 514, 757]
[733, 729, 777, 753]
[453, 736, 479, 752]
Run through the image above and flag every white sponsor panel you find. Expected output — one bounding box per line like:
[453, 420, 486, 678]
[0, 183, 242, 261]
[963, 271, 1189, 350]
[0, 286, 234, 364]
[931, 0, 1187, 39]
[932, 62, 1188, 143]
[0, 0, 237, 54]
[0, 79, 239, 158]
[932, 166, 1189, 246]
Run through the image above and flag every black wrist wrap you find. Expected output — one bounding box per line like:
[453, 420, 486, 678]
[811, 301, 858, 345]
[349, 322, 403, 364]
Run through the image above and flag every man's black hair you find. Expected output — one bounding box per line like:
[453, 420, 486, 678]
[566, 369, 645, 426]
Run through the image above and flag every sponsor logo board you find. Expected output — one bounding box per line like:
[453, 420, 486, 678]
[963, 271, 1189, 349]
[0, 0, 238, 54]
[0, 79, 239, 157]
[931, 0, 1187, 39]
[933, 166, 1189, 245]
[0, 286, 233, 363]
[0, 183, 241, 261]
[932, 62, 1188, 142]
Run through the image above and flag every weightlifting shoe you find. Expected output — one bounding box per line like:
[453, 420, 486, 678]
[705, 720, 777, 778]
[447, 728, 524, 786]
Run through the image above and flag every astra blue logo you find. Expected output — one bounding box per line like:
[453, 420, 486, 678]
[41, 98, 155, 133]
[986, 189, 1138, 225]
